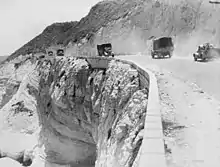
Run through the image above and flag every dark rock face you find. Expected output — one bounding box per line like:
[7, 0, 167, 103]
[33, 57, 148, 166]
[0, 56, 148, 167]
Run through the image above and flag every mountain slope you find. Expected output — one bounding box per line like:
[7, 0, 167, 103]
[6, 21, 78, 61]
[5, 0, 220, 61]
[0, 56, 8, 62]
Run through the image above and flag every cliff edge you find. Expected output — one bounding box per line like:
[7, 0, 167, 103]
[0, 56, 148, 167]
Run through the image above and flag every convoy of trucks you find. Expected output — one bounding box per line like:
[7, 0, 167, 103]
[43, 38, 217, 63]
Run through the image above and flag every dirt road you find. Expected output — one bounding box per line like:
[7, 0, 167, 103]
[119, 55, 220, 167]
[119, 55, 220, 101]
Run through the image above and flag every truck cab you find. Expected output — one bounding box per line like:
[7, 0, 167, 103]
[193, 43, 214, 61]
[48, 51, 54, 56]
[56, 49, 64, 57]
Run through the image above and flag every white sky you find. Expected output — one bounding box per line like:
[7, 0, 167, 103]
[0, 0, 101, 56]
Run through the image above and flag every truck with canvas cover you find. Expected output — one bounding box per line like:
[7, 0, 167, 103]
[56, 49, 64, 56]
[151, 37, 174, 59]
[97, 43, 114, 57]
[48, 51, 54, 56]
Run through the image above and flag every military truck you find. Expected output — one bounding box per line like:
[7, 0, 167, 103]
[56, 49, 64, 56]
[151, 37, 174, 59]
[48, 51, 54, 56]
[97, 43, 114, 57]
[193, 43, 214, 61]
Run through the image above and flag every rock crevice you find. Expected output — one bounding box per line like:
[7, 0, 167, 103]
[0, 57, 149, 167]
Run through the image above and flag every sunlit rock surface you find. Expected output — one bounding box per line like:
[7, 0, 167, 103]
[0, 157, 23, 167]
[0, 56, 148, 167]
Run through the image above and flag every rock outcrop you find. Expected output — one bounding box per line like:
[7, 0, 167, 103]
[0, 56, 148, 167]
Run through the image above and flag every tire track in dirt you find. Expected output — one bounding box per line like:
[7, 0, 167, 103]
[155, 68, 220, 167]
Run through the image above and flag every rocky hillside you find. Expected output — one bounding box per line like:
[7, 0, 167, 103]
[0, 56, 148, 167]
[5, 21, 78, 61]
[4, 0, 220, 63]
[2, 0, 220, 166]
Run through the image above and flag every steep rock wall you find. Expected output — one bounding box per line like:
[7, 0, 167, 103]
[0, 56, 149, 167]
[31, 57, 148, 166]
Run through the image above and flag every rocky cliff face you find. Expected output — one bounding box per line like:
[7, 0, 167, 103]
[0, 56, 148, 167]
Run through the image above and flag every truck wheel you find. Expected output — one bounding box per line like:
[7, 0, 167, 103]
[194, 57, 197, 61]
